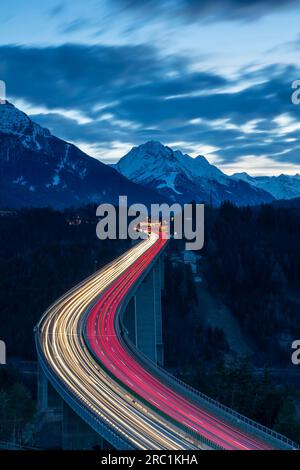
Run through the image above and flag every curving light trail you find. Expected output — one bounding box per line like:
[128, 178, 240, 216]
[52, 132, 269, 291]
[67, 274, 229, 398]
[37, 230, 296, 450]
[38, 234, 202, 449]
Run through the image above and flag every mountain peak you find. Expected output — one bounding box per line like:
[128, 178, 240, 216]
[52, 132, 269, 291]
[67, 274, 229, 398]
[131, 140, 175, 161]
[232, 172, 250, 177]
[233, 171, 300, 200]
[0, 100, 51, 151]
[142, 140, 165, 149]
[115, 141, 223, 185]
[232, 172, 253, 180]
[114, 141, 278, 205]
[0, 103, 166, 209]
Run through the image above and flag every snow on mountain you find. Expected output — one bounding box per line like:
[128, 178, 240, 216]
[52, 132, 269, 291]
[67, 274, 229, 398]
[0, 103, 164, 209]
[115, 141, 224, 186]
[175, 151, 225, 181]
[231, 172, 256, 185]
[0, 101, 51, 152]
[232, 172, 300, 200]
[2, 101, 296, 209]
[115, 141, 274, 206]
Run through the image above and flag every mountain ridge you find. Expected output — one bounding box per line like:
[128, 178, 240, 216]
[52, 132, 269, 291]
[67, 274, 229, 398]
[0, 103, 166, 209]
[114, 141, 274, 206]
[1, 102, 299, 209]
[232, 171, 300, 200]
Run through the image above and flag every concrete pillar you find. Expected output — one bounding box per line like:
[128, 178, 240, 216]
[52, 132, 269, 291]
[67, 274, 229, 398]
[62, 402, 104, 450]
[123, 296, 137, 346]
[124, 256, 165, 365]
[154, 261, 164, 366]
[135, 269, 157, 363]
[37, 363, 48, 411]
[160, 254, 165, 291]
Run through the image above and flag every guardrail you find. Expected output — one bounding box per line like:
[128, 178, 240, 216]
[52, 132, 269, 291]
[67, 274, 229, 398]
[0, 441, 41, 450]
[35, 334, 134, 450]
[123, 332, 299, 449]
[115, 242, 299, 450]
[35, 235, 299, 451]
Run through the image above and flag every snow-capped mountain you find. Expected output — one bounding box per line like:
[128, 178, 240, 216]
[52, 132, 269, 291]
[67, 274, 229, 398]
[2, 101, 296, 210]
[0, 102, 164, 209]
[0, 101, 52, 152]
[114, 141, 274, 205]
[232, 172, 300, 201]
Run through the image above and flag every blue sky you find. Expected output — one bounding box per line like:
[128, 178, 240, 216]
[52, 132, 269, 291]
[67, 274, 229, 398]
[1, 0, 300, 175]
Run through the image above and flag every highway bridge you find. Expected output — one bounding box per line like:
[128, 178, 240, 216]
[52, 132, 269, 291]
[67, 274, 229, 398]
[35, 230, 298, 450]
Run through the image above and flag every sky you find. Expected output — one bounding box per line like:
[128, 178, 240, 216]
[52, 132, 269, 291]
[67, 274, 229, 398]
[1, 0, 300, 175]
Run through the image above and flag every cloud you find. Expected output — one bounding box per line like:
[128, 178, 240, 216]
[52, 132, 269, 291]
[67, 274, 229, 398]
[0, 43, 173, 111]
[0, 43, 300, 172]
[220, 154, 300, 176]
[114, 0, 299, 22]
[49, 2, 66, 17]
[59, 19, 91, 35]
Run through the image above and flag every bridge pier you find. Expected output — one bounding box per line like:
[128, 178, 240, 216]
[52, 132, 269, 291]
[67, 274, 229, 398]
[38, 364, 63, 412]
[154, 257, 164, 367]
[125, 296, 137, 346]
[37, 365, 107, 449]
[37, 363, 48, 411]
[62, 402, 105, 450]
[36, 251, 166, 449]
[135, 269, 158, 363]
[124, 255, 164, 366]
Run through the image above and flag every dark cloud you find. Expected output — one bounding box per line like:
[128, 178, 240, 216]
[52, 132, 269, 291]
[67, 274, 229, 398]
[0, 43, 175, 111]
[59, 19, 91, 35]
[0, 43, 299, 166]
[31, 112, 131, 145]
[107, 74, 297, 129]
[114, 0, 299, 22]
[49, 2, 66, 17]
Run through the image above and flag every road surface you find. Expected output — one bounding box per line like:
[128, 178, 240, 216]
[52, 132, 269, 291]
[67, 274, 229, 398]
[36, 231, 297, 450]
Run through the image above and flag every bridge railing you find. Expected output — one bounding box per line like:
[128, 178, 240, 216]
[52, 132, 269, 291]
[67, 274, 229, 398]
[0, 441, 41, 450]
[116, 245, 298, 450]
[35, 334, 134, 451]
[35, 235, 299, 451]
[122, 327, 299, 449]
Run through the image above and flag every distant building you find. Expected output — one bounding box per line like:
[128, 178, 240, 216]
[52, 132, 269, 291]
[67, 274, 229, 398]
[67, 215, 82, 226]
[169, 250, 202, 280]
[183, 250, 200, 274]
[0, 210, 17, 217]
